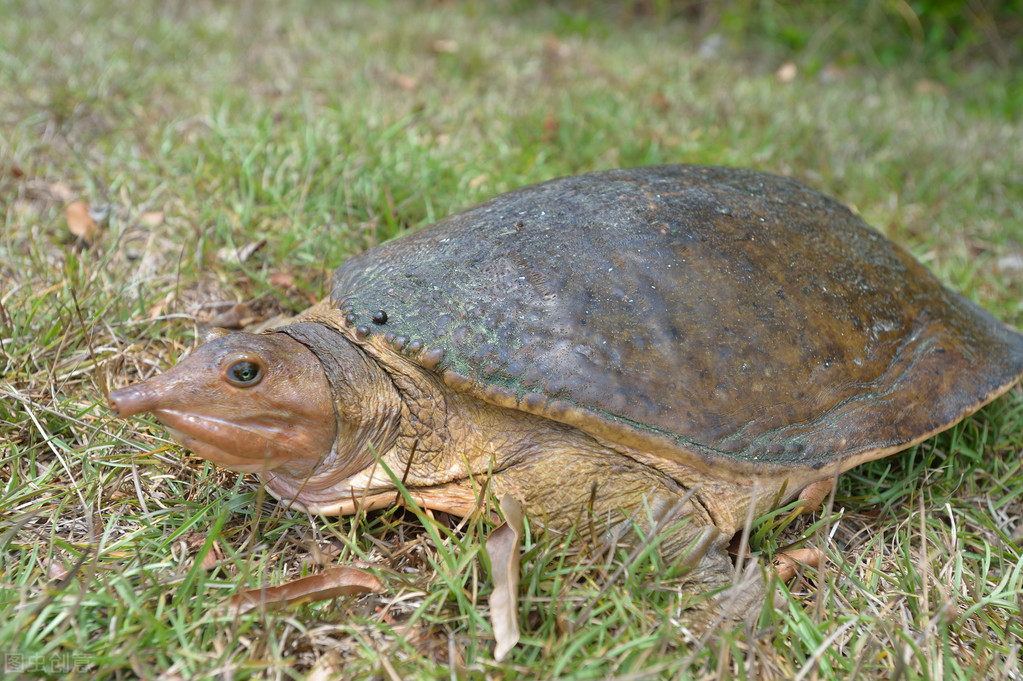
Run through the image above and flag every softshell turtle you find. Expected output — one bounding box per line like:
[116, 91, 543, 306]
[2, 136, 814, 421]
[109, 165, 1023, 603]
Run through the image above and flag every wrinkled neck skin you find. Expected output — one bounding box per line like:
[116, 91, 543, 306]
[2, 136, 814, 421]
[262, 320, 402, 510]
[269, 308, 559, 516]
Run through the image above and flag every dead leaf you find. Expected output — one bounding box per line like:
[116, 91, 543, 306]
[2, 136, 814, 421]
[207, 303, 260, 329]
[147, 291, 176, 320]
[49, 181, 75, 202]
[46, 557, 71, 581]
[306, 652, 344, 681]
[179, 531, 225, 571]
[487, 494, 524, 662]
[543, 34, 569, 61]
[914, 78, 947, 96]
[390, 73, 418, 91]
[268, 271, 297, 288]
[141, 210, 165, 227]
[228, 566, 383, 616]
[216, 239, 266, 265]
[66, 201, 99, 242]
[430, 39, 458, 53]
[389, 623, 462, 665]
[3, 163, 25, 180]
[776, 61, 797, 83]
[299, 540, 345, 570]
[773, 548, 824, 582]
[652, 91, 670, 113]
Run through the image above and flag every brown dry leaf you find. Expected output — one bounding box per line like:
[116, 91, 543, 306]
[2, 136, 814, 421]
[543, 34, 570, 61]
[46, 557, 71, 581]
[3, 163, 25, 180]
[299, 540, 345, 570]
[652, 91, 670, 114]
[268, 271, 297, 288]
[66, 201, 99, 242]
[391, 623, 462, 665]
[216, 239, 266, 265]
[199, 545, 224, 571]
[306, 652, 344, 681]
[430, 39, 458, 53]
[486, 494, 524, 662]
[776, 61, 797, 83]
[228, 566, 383, 616]
[914, 78, 947, 96]
[140, 210, 165, 227]
[147, 291, 176, 319]
[179, 531, 226, 571]
[391, 73, 418, 91]
[49, 181, 75, 202]
[773, 548, 824, 582]
[207, 302, 260, 329]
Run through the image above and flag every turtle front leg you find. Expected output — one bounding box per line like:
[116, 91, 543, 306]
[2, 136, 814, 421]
[485, 441, 764, 620]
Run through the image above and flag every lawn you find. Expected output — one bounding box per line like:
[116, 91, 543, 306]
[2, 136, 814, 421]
[1, 1, 1021, 679]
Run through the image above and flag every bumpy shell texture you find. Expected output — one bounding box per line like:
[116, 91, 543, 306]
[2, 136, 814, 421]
[332, 166, 1023, 473]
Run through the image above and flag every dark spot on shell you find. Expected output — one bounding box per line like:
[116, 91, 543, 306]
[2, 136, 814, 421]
[393, 335, 409, 350]
[522, 392, 546, 411]
[355, 326, 370, 339]
[408, 340, 423, 353]
[515, 220, 524, 231]
[384, 332, 396, 343]
[345, 312, 357, 325]
[421, 348, 445, 370]
[371, 310, 388, 325]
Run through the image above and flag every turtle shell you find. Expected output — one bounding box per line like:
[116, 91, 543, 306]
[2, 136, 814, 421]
[331, 165, 1023, 474]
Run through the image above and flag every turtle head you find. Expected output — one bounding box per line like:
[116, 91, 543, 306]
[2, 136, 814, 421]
[108, 331, 339, 479]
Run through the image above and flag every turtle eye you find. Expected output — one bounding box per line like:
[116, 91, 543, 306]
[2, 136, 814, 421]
[225, 360, 263, 387]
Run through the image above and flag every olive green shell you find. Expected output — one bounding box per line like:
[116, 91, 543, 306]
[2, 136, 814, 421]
[331, 165, 1023, 473]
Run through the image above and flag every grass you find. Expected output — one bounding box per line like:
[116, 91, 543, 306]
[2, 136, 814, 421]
[1, 0, 1022, 678]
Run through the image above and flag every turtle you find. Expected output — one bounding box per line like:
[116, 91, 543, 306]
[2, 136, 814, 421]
[108, 164, 1023, 609]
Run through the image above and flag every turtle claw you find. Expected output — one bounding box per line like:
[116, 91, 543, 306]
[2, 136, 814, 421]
[717, 561, 768, 623]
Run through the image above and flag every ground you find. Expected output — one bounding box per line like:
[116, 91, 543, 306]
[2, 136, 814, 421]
[1, 1, 1021, 679]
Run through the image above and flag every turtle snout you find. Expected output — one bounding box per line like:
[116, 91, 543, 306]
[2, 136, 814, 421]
[108, 383, 160, 418]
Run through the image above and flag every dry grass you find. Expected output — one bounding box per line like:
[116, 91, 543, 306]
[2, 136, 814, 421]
[1, 1, 1021, 679]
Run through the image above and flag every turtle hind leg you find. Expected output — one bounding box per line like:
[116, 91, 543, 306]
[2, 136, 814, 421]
[484, 441, 765, 623]
[628, 501, 767, 628]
